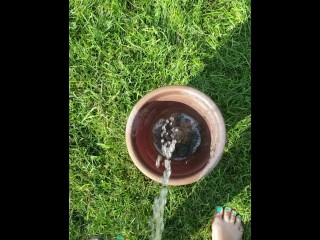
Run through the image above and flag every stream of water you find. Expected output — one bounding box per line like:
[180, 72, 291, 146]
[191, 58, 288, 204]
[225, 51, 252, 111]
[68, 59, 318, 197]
[150, 113, 201, 239]
[150, 117, 177, 240]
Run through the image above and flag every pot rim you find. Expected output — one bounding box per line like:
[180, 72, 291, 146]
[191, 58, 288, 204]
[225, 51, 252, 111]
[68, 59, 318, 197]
[126, 85, 226, 186]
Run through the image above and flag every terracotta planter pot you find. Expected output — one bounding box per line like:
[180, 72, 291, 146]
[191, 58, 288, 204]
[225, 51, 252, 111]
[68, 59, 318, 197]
[126, 86, 226, 186]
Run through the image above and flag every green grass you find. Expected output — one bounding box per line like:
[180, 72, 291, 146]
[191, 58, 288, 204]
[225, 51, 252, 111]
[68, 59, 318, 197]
[69, 0, 251, 239]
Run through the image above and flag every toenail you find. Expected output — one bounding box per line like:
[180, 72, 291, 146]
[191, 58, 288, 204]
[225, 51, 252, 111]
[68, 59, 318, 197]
[225, 206, 231, 211]
[216, 206, 223, 212]
[232, 210, 237, 215]
[237, 215, 241, 219]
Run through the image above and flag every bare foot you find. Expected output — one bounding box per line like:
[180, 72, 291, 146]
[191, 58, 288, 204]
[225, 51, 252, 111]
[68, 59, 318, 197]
[211, 206, 243, 240]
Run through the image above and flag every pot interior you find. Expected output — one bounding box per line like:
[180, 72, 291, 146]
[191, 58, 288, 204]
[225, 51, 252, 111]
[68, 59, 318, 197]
[131, 100, 212, 180]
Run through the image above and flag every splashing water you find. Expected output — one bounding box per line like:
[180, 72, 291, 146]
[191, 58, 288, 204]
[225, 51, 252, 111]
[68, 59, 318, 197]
[152, 113, 201, 160]
[150, 117, 177, 240]
[155, 154, 162, 168]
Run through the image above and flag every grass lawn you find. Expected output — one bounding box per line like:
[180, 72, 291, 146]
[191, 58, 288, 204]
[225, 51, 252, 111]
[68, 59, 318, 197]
[69, 0, 251, 239]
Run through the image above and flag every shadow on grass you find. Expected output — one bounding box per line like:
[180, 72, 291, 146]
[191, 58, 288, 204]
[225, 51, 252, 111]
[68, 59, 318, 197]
[163, 19, 251, 240]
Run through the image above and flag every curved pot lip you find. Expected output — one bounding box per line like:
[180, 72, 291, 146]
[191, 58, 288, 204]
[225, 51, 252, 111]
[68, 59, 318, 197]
[126, 85, 226, 186]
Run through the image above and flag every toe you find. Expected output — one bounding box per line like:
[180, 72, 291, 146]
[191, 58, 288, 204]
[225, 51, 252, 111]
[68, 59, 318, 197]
[212, 206, 224, 231]
[235, 214, 243, 231]
[223, 206, 232, 222]
[214, 206, 223, 219]
[230, 209, 237, 223]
